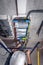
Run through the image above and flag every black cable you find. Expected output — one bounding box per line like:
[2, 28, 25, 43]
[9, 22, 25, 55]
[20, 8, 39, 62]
[30, 42, 40, 54]
[37, 21, 43, 35]
[27, 9, 43, 18]
[0, 42, 12, 54]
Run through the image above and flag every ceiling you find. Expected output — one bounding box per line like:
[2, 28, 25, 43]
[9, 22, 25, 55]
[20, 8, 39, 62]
[0, 0, 43, 15]
[0, 0, 43, 45]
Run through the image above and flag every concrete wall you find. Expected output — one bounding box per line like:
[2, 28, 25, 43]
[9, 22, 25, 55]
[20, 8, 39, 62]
[0, 0, 43, 65]
[0, 0, 16, 15]
[26, 0, 43, 65]
[26, 0, 43, 13]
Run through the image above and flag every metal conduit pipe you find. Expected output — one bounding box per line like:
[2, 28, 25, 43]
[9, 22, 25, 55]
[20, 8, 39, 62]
[0, 42, 12, 54]
[26, 9, 43, 18]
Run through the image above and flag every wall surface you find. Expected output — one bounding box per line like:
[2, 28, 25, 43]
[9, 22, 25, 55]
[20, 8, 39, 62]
[0, 0, 43, 65]
[26, 0, 43, 65]
[0, 0, 16, 15]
